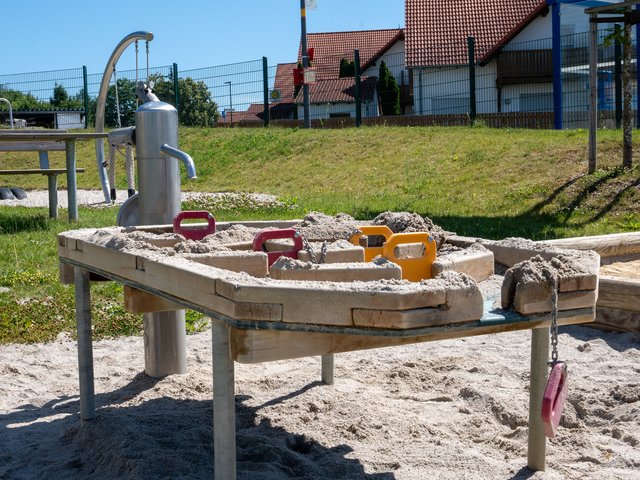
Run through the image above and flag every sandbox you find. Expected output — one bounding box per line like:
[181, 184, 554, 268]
[57, 212, 600, 480]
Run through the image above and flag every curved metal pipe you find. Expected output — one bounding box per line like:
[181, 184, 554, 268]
[0, 98, 14, 129]
[160, 144, 197, 179]
[95, 31, 154, 202]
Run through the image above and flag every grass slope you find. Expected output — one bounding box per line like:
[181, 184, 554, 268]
[1, 125, 639, 342]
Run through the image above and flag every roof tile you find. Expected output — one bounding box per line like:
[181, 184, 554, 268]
[405, 0, 547, 66]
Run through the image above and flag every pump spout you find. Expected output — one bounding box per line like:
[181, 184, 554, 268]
[160, 144, 197, 179]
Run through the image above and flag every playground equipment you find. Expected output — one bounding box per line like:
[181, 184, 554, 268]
[95, 31, 154, 204]
[0, 98, 14, 129]
[110, 89, 196, 378]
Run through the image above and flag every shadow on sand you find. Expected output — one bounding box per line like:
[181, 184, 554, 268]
[0, 372, 395, 480]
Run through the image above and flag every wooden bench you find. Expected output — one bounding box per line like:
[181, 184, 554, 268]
[0, 132, 84, 218]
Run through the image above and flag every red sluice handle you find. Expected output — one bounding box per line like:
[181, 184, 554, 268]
[541, 361, 569, 439]
[173, 211, 216, 241]
[252, 228, 303, 266]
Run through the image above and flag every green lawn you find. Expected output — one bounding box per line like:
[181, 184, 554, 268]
[1, 125, 639, 343]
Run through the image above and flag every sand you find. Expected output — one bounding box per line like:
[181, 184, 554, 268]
[1, 326, 639, 480]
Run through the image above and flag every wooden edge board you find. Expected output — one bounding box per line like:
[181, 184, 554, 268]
[594, 306, 640, 333]
[229, 307, 595, 363]
[514, 289, 598, 316]
[543, 232, 640, 258]
[597, 275, 640, 311]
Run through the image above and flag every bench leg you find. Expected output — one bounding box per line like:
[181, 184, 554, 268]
[212, 320, 236, 480]
[47, 174, 58, 219]
[321, 354, 334, 385]
[527, 327, 549, 471]
[65, 140, 78, 221]
[74, 267, 95, 421]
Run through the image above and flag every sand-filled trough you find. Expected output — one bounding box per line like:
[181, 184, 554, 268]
[57, 212, 601, 479]
[58, 212, 599, 337]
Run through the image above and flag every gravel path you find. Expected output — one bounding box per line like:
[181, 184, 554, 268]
[0, 190, 277, 209]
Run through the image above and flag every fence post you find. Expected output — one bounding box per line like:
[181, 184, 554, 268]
[614, 24, 622, 129]
[354, 49, 362, 127]
[82, 66, 89, 129]
[263, 57, 270, 127]
[551, 0, 563, 129]
[468, 37, 476, 124]
[172, 63, 180, 118]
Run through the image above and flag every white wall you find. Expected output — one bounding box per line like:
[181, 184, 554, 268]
[362, 40, 408, 87]
[55, 112, 84, 129]
[509, 12, 552, 47]
[413, 62, 498, 115]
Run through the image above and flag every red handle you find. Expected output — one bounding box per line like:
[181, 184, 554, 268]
[173, 211, 216, 241]
[541, 361, 569, 438]
[252, 228, 303, 266]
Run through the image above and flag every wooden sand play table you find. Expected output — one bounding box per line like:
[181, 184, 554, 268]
[58, 219, 600, 479]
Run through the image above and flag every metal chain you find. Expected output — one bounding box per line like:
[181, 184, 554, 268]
[112, 65, 122, 129]
[549, 273, 560, 364]
[135, 41, 139, 108]
[145, 41, 150, 83]
[296, 231, 317, 264]
[318, 241, 328, 264]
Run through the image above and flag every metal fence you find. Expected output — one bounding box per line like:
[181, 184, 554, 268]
[0, 30, 637, 130]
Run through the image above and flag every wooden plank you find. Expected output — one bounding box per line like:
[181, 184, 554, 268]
[216, 277, 448, 326]
[353, 303, 477, 329]
[59, 262, 109, 284]
[543, 232, 640, 258]
[184, 252, 269, 277]
[124, 286, 182, 313]
[594, 306, 640, 333]
[208, 295, 282, 321]
[229, 308, 595, 363]
[514, 289, 597, 316]
[0, 168, 85, 175]
[601, 253, 640, 265]
[0, 141, 66, 152]
[269, 261, 402, 282]
[432, 250, 494, 282]
[597, 275, 640, 311]
[297, 245, 365, 263]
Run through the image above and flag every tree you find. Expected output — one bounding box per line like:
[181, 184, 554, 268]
[603, 19, 633, 169]
[50, 83, 82, 110]
[150, 74, 219, 127]
[339, 58, 355, 77]
[104, 77, 137, 128]
[377, 61, 400, 116]
[0, 86, 49, 111]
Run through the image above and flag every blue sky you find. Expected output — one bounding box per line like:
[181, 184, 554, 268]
[2, 1, 405, 75]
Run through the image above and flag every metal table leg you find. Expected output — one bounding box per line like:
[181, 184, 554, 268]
[212, 320, 236, 480]
[321, 354, 334, 385]
[527, 327, 549, 471]
[74, 267, 95, 421]
[65, 139, 78, 221]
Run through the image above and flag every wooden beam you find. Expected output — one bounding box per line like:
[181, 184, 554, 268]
[229, 308, 595, 363]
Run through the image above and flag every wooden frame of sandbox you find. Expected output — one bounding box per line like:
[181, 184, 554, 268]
[58, 221, 601, 480]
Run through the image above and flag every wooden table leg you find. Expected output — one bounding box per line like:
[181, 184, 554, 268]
[321, 354, 334, 385]
[527, 327, 549, 471]
[74, 267, 95, 421]
[65, 139, 78, 221]
[212, 320, 236, 480]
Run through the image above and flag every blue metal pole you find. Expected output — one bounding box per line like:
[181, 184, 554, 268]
[636, 4, 640, 127]
[551, 0, 563, 129]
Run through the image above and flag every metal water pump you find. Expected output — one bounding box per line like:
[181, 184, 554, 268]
[112, 83, 197, 378]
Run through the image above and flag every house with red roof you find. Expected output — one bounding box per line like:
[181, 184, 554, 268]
[286, 28, 407, 120]
[405, 0, 556, 115]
